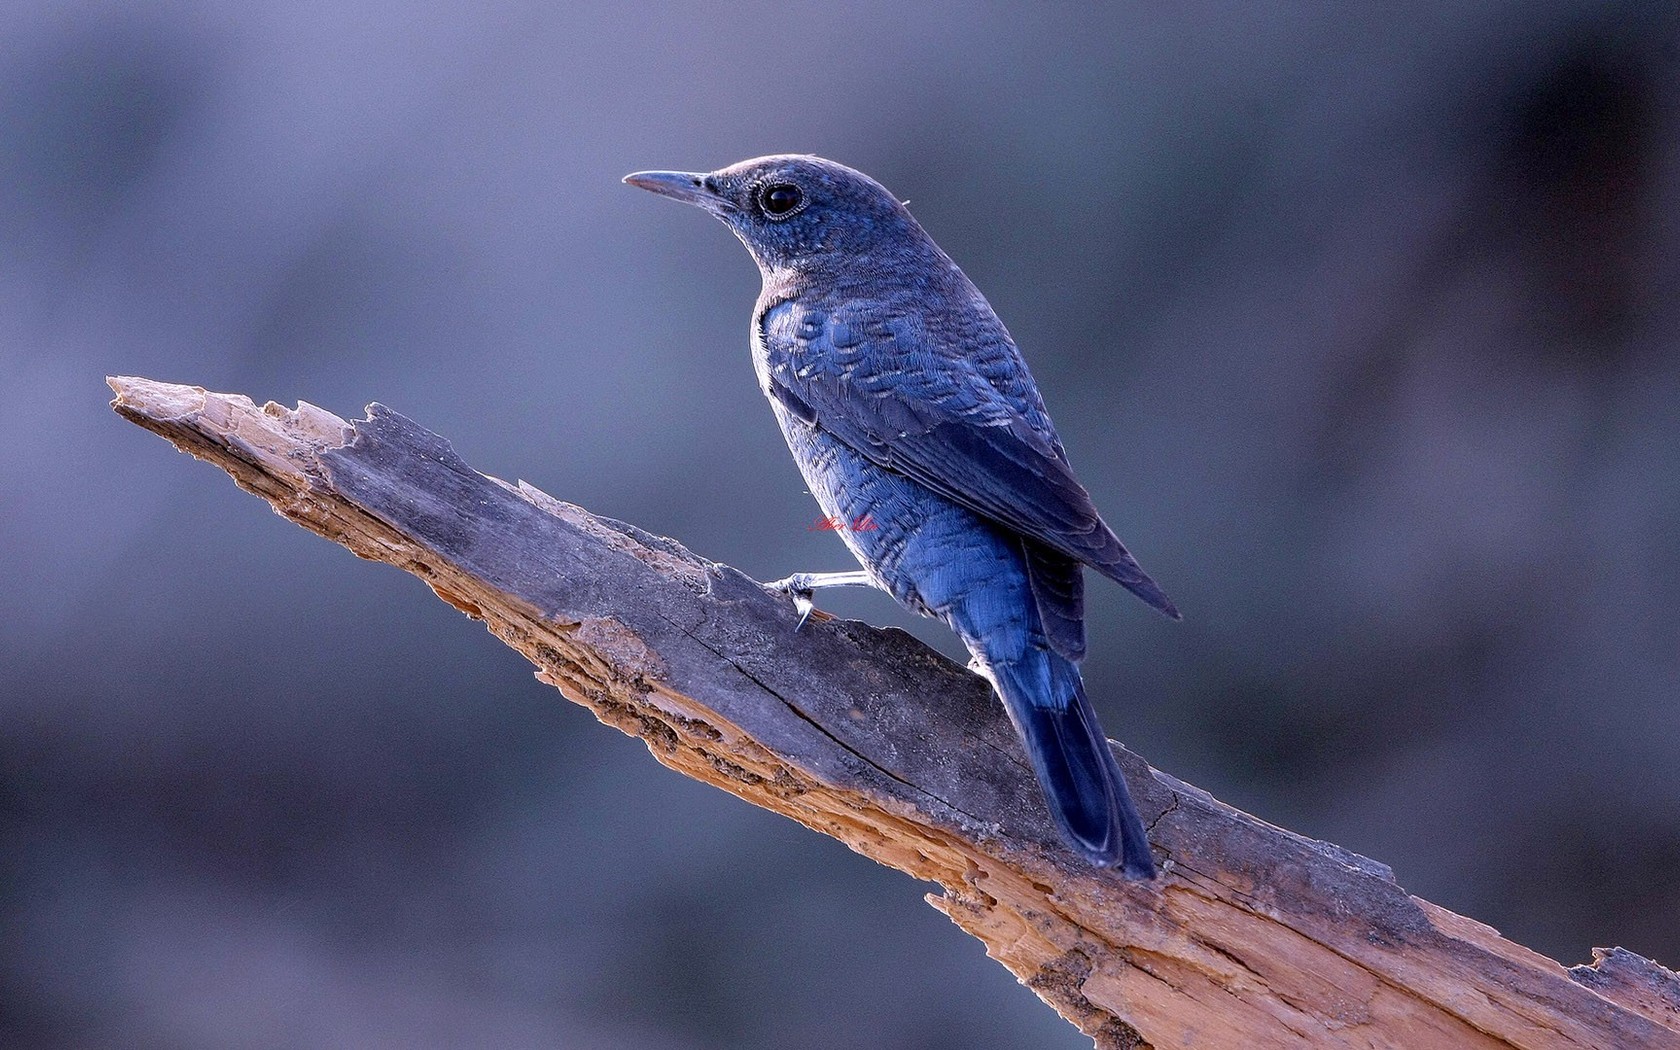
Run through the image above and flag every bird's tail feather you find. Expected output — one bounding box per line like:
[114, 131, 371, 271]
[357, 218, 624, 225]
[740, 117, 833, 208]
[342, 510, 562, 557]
[990, 651, 1156, 877]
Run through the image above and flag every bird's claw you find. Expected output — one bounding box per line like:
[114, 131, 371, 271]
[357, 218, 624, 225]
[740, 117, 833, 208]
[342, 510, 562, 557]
[767, 573, 817, 632]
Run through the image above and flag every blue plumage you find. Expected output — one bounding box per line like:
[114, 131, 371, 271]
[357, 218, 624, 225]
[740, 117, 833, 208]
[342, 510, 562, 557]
[627, 156, 1175, 875]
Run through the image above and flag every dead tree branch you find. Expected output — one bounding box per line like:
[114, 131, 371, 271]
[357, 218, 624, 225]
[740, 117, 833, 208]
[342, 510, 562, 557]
[109, 376, 1680, 1049]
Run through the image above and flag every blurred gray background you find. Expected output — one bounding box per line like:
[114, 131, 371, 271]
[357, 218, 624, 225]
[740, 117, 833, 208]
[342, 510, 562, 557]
[4, 1, 1678, 1047]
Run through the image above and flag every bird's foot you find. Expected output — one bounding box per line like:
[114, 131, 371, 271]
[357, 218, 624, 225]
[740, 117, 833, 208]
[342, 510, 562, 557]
[765, 570, 875, 632]
[767, 573, 818, 630]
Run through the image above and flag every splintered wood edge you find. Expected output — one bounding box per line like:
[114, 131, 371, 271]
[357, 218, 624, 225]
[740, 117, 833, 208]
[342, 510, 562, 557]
[109, 376, 1680, 1050]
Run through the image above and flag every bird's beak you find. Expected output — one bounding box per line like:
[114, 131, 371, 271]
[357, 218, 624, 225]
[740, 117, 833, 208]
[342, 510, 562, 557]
[622, 170, 735, 213]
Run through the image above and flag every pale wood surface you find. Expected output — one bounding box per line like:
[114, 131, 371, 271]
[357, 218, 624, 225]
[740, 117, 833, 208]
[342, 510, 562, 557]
[110, 376, 1680, 1049]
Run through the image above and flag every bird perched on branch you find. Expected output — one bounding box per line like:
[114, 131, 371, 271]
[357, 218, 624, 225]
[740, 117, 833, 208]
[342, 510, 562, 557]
[626, 156, 1177, 876]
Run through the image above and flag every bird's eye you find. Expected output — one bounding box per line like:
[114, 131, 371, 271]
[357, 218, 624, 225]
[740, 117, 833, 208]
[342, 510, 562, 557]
[759, 183, 805, 218]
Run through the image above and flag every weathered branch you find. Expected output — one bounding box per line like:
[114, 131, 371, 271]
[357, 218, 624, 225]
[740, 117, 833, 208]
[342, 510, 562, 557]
[108, 375, 1680, 1049]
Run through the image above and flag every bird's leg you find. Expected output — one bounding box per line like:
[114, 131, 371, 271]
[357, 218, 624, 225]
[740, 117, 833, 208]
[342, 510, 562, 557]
[765, 570, 876, 630]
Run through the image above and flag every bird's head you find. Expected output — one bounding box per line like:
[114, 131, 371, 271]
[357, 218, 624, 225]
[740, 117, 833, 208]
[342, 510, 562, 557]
[624, 155, 931, 276]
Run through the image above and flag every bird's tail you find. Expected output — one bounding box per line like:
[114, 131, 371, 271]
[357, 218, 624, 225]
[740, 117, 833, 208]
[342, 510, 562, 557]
[989, 650, 1156, 877]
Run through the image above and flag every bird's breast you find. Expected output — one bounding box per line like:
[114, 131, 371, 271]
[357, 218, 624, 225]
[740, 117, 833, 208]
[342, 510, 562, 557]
[755, 297, 913, 391]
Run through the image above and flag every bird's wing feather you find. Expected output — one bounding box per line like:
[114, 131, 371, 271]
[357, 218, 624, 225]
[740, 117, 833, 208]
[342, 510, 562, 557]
[1022, 540, 1087, 662]
[760, 299, 1177, 620]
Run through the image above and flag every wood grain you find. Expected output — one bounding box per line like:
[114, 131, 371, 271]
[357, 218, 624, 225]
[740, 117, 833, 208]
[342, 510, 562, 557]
[110, 376, 1680, 1049]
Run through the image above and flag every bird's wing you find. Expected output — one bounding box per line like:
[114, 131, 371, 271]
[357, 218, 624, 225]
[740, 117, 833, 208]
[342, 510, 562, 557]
[759, 299, 1177, 620]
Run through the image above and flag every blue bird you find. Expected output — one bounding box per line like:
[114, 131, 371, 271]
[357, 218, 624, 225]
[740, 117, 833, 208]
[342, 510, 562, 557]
[626, 156, 1177, 876]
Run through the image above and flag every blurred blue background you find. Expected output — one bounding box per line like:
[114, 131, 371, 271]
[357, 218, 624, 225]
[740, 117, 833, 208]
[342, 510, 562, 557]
[4, 2, 1678, 1046]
